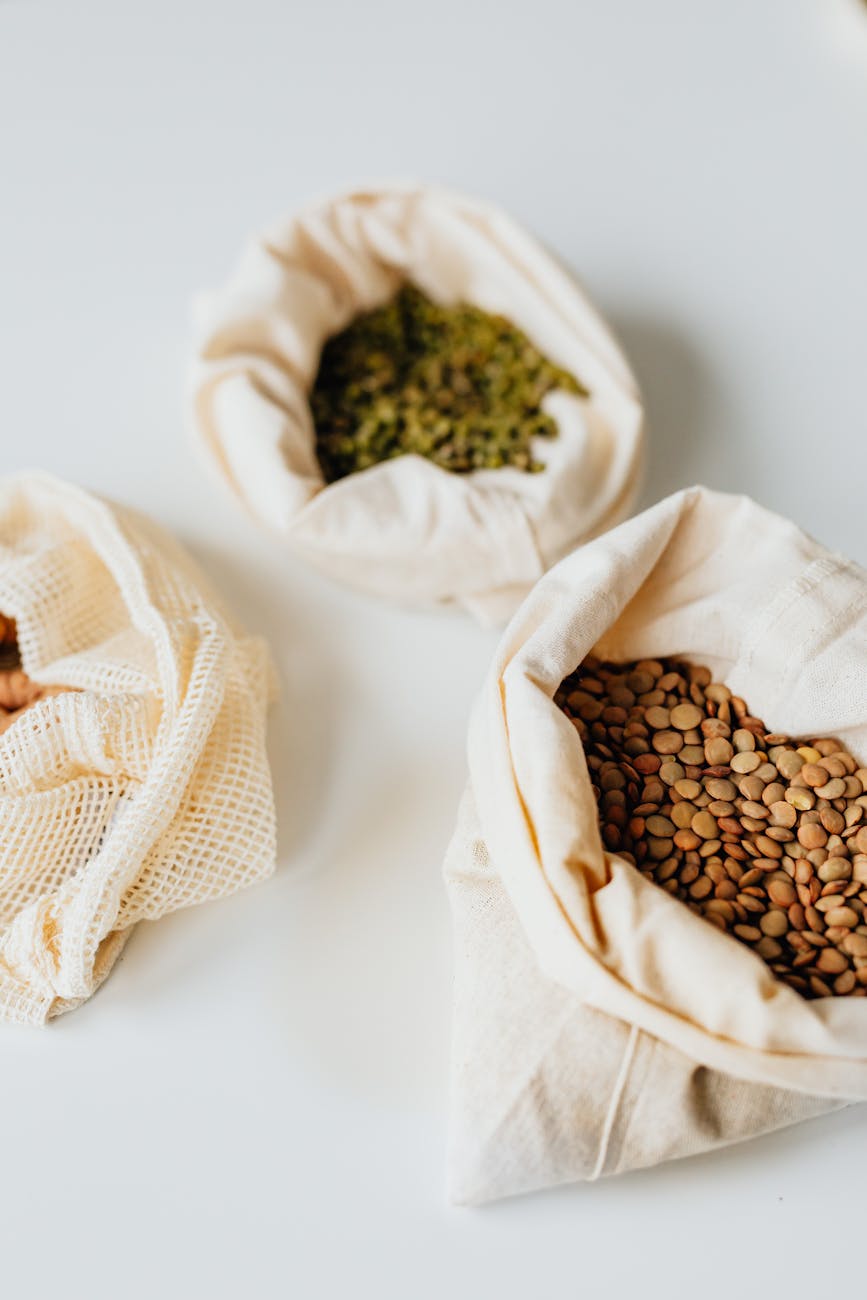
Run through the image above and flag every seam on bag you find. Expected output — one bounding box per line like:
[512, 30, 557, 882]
[737, 554, 854, 669]
[589, 1023, 639, 1181]
[744, 557, 834, 647]
[737, 553, 866, 721]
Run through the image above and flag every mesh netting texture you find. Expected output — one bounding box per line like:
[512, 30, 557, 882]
[0, 473, 277, 1024]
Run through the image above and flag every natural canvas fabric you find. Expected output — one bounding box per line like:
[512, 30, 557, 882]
[189, 184, 644, 624]
[446, 486, 866, 1202]
[0, 474, 276, 1024]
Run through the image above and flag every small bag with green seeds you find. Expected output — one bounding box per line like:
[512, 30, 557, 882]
[189, 185, 644, 623]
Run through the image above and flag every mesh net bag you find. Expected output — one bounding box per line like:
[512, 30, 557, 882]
[189, 184, 644, 625]
[446, 486, 867, 1202]
[0, 473, 276, 1024]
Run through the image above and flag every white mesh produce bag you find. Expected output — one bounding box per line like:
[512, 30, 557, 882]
[0, 473, 276, 1025]
[189, 184, 644, 624]
[446, 486, 866, 1202]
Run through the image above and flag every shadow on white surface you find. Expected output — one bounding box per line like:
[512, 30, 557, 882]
[827, 0, 867, 68]
[270, 724, 461, 1109]
[610, 310, 719, 509]
[187, 537, 341, 873]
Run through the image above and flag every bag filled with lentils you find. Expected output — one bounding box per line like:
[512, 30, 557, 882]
[0, 473, 276, 1024]
[445, 485, 867, 1203]
[189, 184, 643, 624]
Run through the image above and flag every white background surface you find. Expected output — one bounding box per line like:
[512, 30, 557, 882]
[1, 1, 866, 1295]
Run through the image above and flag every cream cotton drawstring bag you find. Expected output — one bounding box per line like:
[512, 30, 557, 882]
[0, 473, 276, 1025]
[445, 485, 866, 1203]
[189, 184, 644, 625]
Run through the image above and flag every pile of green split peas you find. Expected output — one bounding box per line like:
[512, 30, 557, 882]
[310, 284, 587, 482]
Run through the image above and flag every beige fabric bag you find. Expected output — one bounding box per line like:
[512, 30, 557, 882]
[0, 473, 276, 1025]
[446, 486, 866, 1203]
[189, 184, 644, 624]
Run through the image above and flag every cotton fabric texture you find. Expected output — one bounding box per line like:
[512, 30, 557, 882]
[0, 474, 276, 1025]
[446, 486, 866, 1203]
[189, 184, 644, 624]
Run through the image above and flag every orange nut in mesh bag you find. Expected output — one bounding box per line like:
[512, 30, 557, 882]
[0, 473, 277, 1024]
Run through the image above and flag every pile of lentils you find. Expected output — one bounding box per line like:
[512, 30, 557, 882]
[556, 655, 867, 999]
[310, 283, 587, 482]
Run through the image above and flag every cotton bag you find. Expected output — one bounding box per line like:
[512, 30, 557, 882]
[0, 473, 276, 1025]
[189, 184, 644, 624]
[446, 486, 867, 1202]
